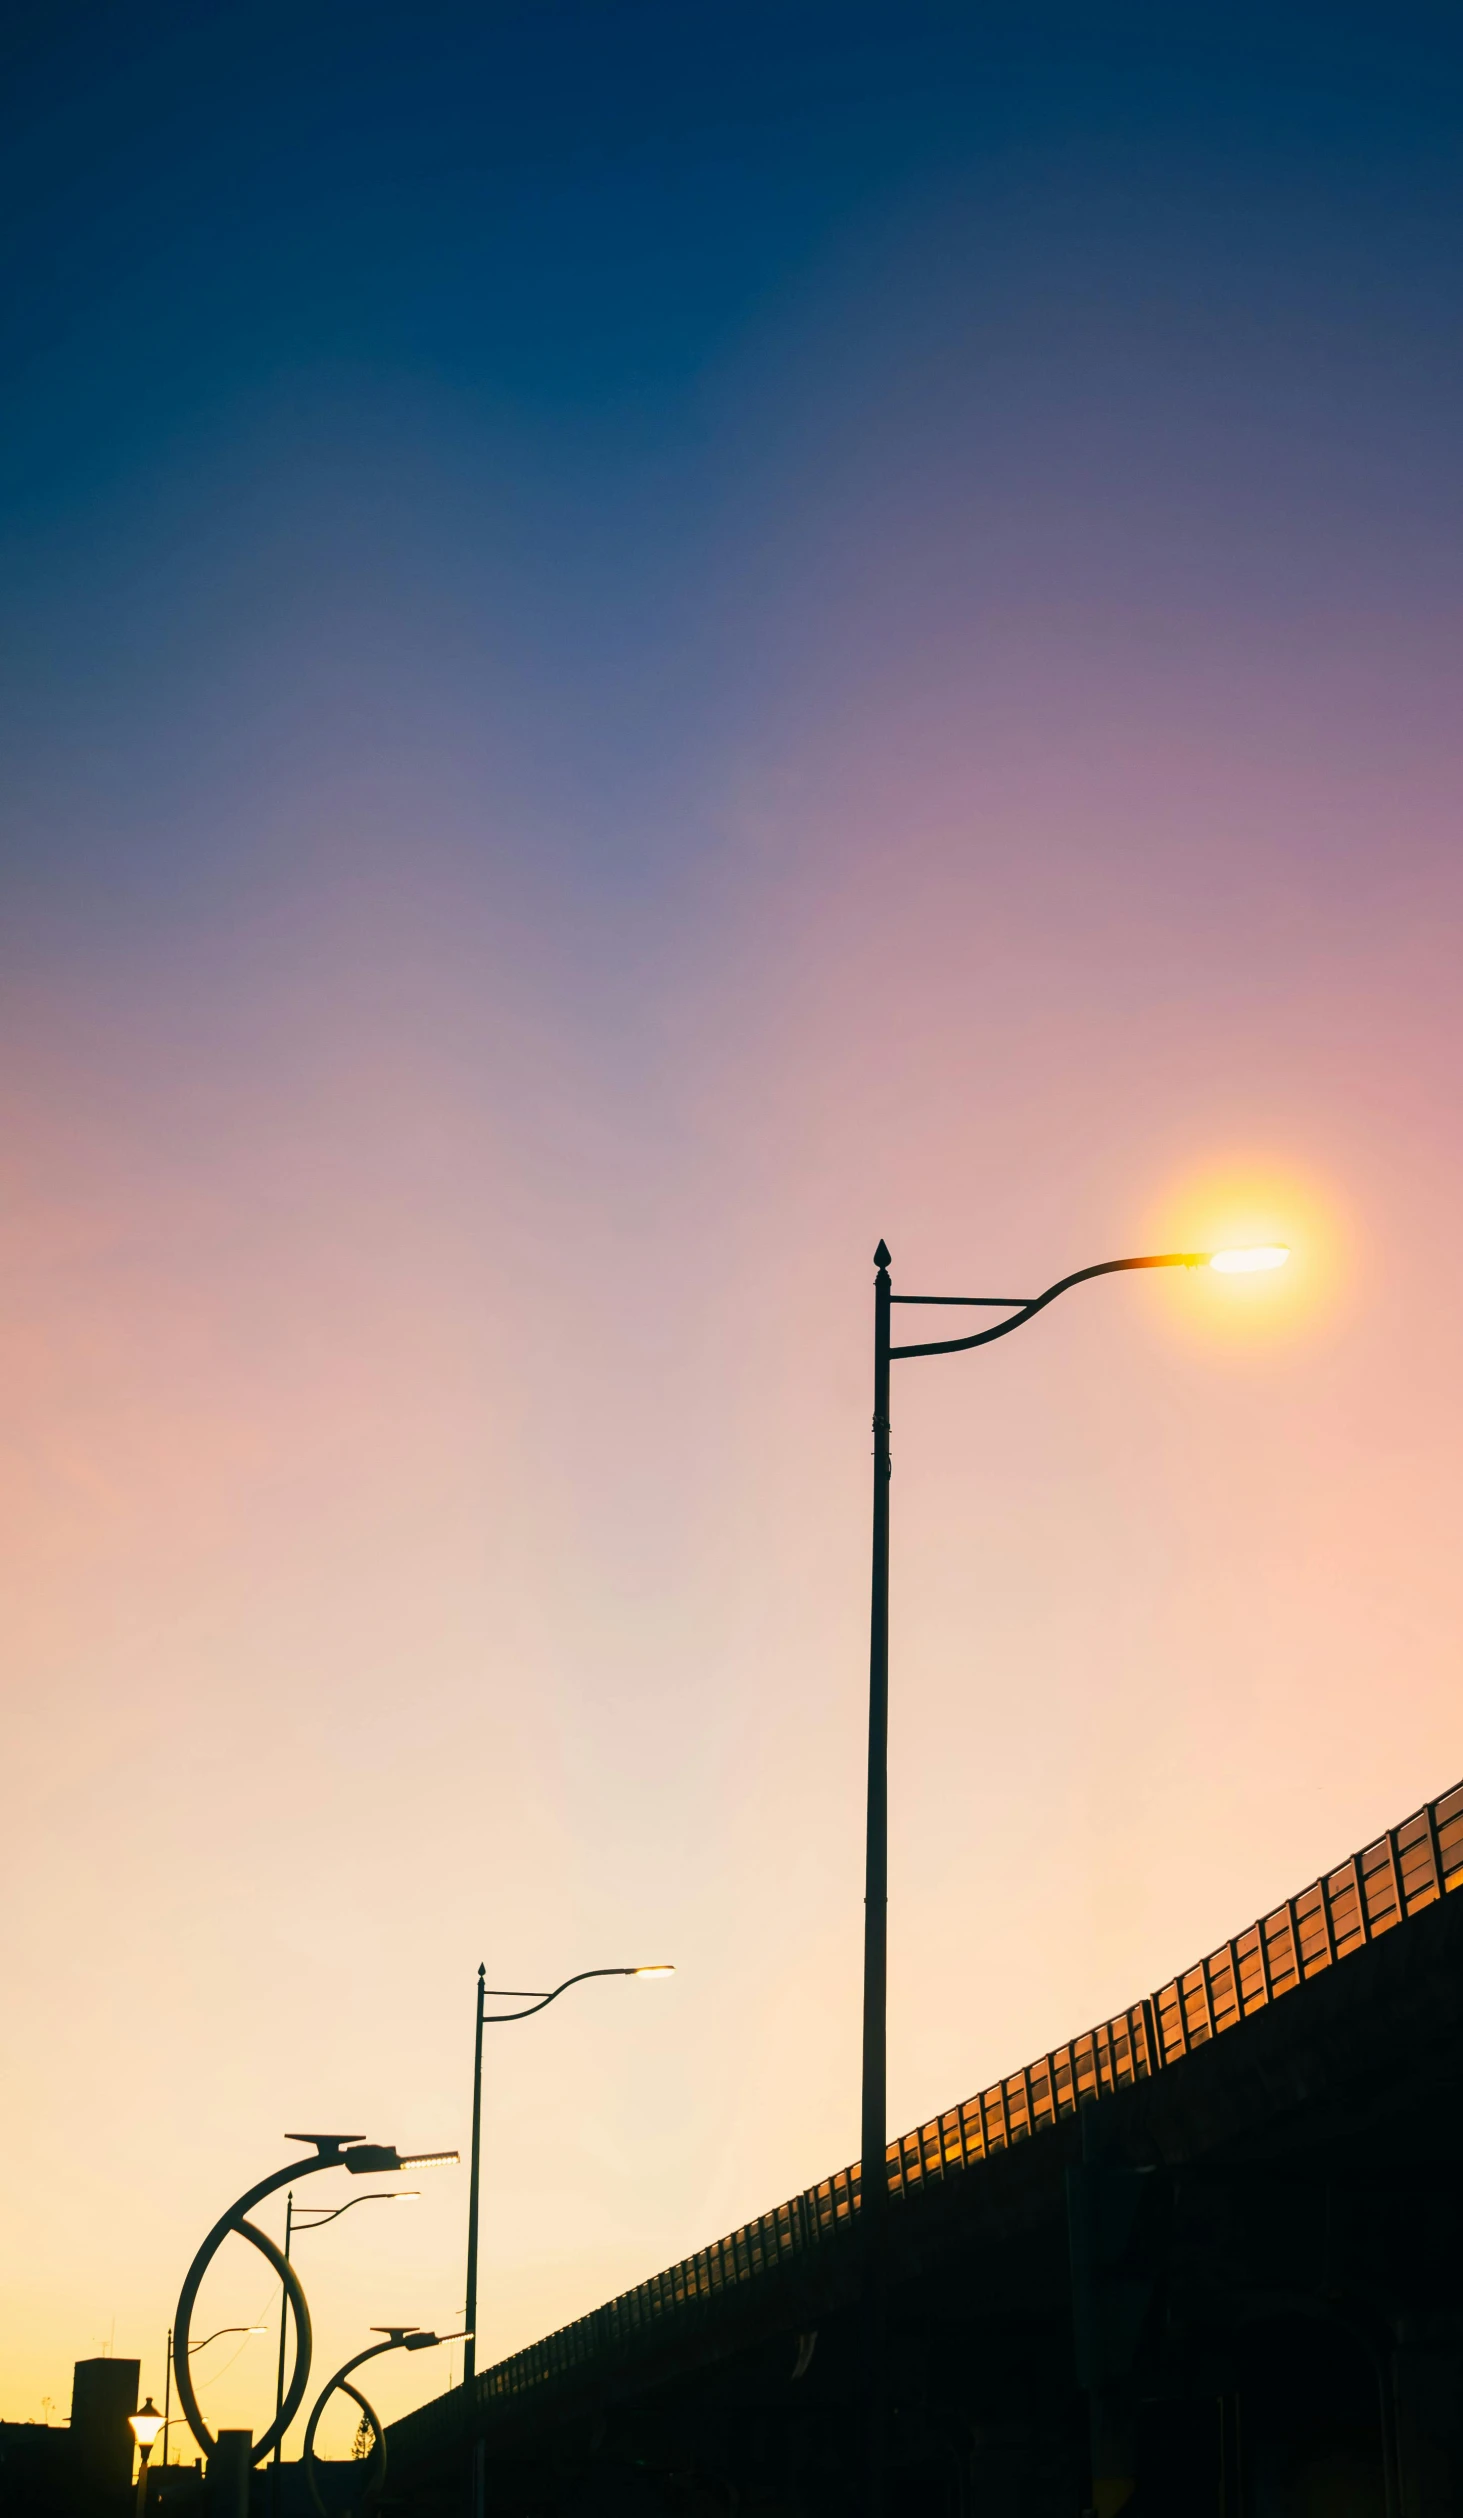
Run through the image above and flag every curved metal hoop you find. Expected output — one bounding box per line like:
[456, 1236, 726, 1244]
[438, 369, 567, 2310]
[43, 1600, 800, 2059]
[172, 2214, 312, 2464]
[304, 2378, 385, 2517]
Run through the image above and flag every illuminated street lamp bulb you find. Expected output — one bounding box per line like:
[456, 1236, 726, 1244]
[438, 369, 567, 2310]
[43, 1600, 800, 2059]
[129, 2400, 165, 2454]
[393, 2190, 422, 2203]
[633, 1964, 675, 1977]
[1209, 1245, 1289, 1274]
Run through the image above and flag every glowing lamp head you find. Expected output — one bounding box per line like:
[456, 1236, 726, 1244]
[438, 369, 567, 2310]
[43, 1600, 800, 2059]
[129, 2401, 164, 2454]
[1209, 1245, 1289, 1274]
[633, 1964, 675, 1977]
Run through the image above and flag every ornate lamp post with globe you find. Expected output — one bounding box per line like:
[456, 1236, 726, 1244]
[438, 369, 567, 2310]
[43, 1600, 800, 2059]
[128, 2399, 164, 2515]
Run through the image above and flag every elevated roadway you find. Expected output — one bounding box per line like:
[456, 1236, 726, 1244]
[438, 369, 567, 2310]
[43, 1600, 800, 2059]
[390, 1779, 1463, 2515]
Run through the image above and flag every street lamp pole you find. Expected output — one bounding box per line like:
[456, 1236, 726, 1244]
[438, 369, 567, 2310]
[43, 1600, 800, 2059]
[859, 1242, 893, 2478]
[268, 2187, 419, 2512]
[301, 2327, 462, 2518]
[461, 1965, 673, 2417]
[858, 1236, 1287, 2512]
[270, 2189, 293, 2516]
[128, 2400, 164, 2517]
[463, 1968, 486, 2393]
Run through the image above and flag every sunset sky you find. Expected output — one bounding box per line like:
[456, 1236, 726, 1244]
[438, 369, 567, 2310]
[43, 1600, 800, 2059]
[4, 0, 1463, 2455]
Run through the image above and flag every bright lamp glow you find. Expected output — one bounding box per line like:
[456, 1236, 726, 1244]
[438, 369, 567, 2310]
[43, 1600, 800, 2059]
[633, 1964, 675, 1976]
[129, 2401, 164, 2452]
[398, 2149, 459, 2168]
[1210, 1245, 1289, 1274]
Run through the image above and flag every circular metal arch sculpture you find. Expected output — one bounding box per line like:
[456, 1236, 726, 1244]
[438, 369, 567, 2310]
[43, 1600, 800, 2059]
[175, 2215, 311, 2462]
[302, 2330, 446, 2518]
[172, 2133, 406, 2465]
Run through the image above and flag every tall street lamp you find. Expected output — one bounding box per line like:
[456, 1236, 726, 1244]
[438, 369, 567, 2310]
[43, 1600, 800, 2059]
[270, 2189, 421, 2511]
[859, 1237, 1288, 2508]
[128, 2398, 164, 2515]
[463, 1964, 674, 2397]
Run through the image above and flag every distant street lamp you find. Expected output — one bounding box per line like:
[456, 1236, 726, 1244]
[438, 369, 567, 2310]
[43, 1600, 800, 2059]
[302, 2326, 460, 2518]
[269, 2187, 421, 2511]
[858, 1239, 1289, 2512]
[128, 2398, 164, 2515]
[173, 2132, 457, 2470]
[462, 1965, 674, 2393]
[156, 2324, 267, 2470]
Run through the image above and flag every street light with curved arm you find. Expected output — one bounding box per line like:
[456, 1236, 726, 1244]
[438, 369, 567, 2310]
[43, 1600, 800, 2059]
[858, 1238, 1288, 2513]
[301, 2326, 463, 2518]
[268, 2188, 423, 2512]
[292, 2191, 421, 2232]
[172, 2132, 457, 2468]
[463, 1964, 674, 2394]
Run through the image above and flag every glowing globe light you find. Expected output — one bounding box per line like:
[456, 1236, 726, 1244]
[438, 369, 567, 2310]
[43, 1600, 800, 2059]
[129, 2400, 165, 2453]
[1209, 1245, 1289, 1274]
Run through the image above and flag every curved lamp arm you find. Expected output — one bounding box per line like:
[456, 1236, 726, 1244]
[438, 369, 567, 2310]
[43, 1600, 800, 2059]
[890, 1252, 1211, 1361]
[293, 2191, 419, 2232]
[481, 1966, 650, 2024]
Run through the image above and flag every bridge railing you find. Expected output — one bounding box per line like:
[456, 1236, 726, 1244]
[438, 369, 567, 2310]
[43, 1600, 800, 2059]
[396, 1777, 1463, 2455]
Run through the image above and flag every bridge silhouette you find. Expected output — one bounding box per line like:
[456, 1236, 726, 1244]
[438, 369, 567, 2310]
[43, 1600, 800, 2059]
[391, 1778, 1463, 2514]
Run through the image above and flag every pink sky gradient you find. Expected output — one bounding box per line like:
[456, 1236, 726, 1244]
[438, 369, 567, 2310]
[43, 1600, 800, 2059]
[4, 39, 1463, 2450]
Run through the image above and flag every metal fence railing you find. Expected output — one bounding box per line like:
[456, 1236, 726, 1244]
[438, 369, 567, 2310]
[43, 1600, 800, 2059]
[394, 1777, 1463, 2457]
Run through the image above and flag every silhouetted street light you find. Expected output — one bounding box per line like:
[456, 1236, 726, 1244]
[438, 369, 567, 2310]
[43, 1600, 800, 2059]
[173, 2132, 457, 2474]
[268, 2188, 422, 2510]
[294, 2190, 421, 2231]
[156, 2325, 267, 2471]
[128, 2399, 163, 2515]
[463, 1964, 673, 2402]
[859, 1238, 1289, 2512]
[302, 2325, 463, 2518]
